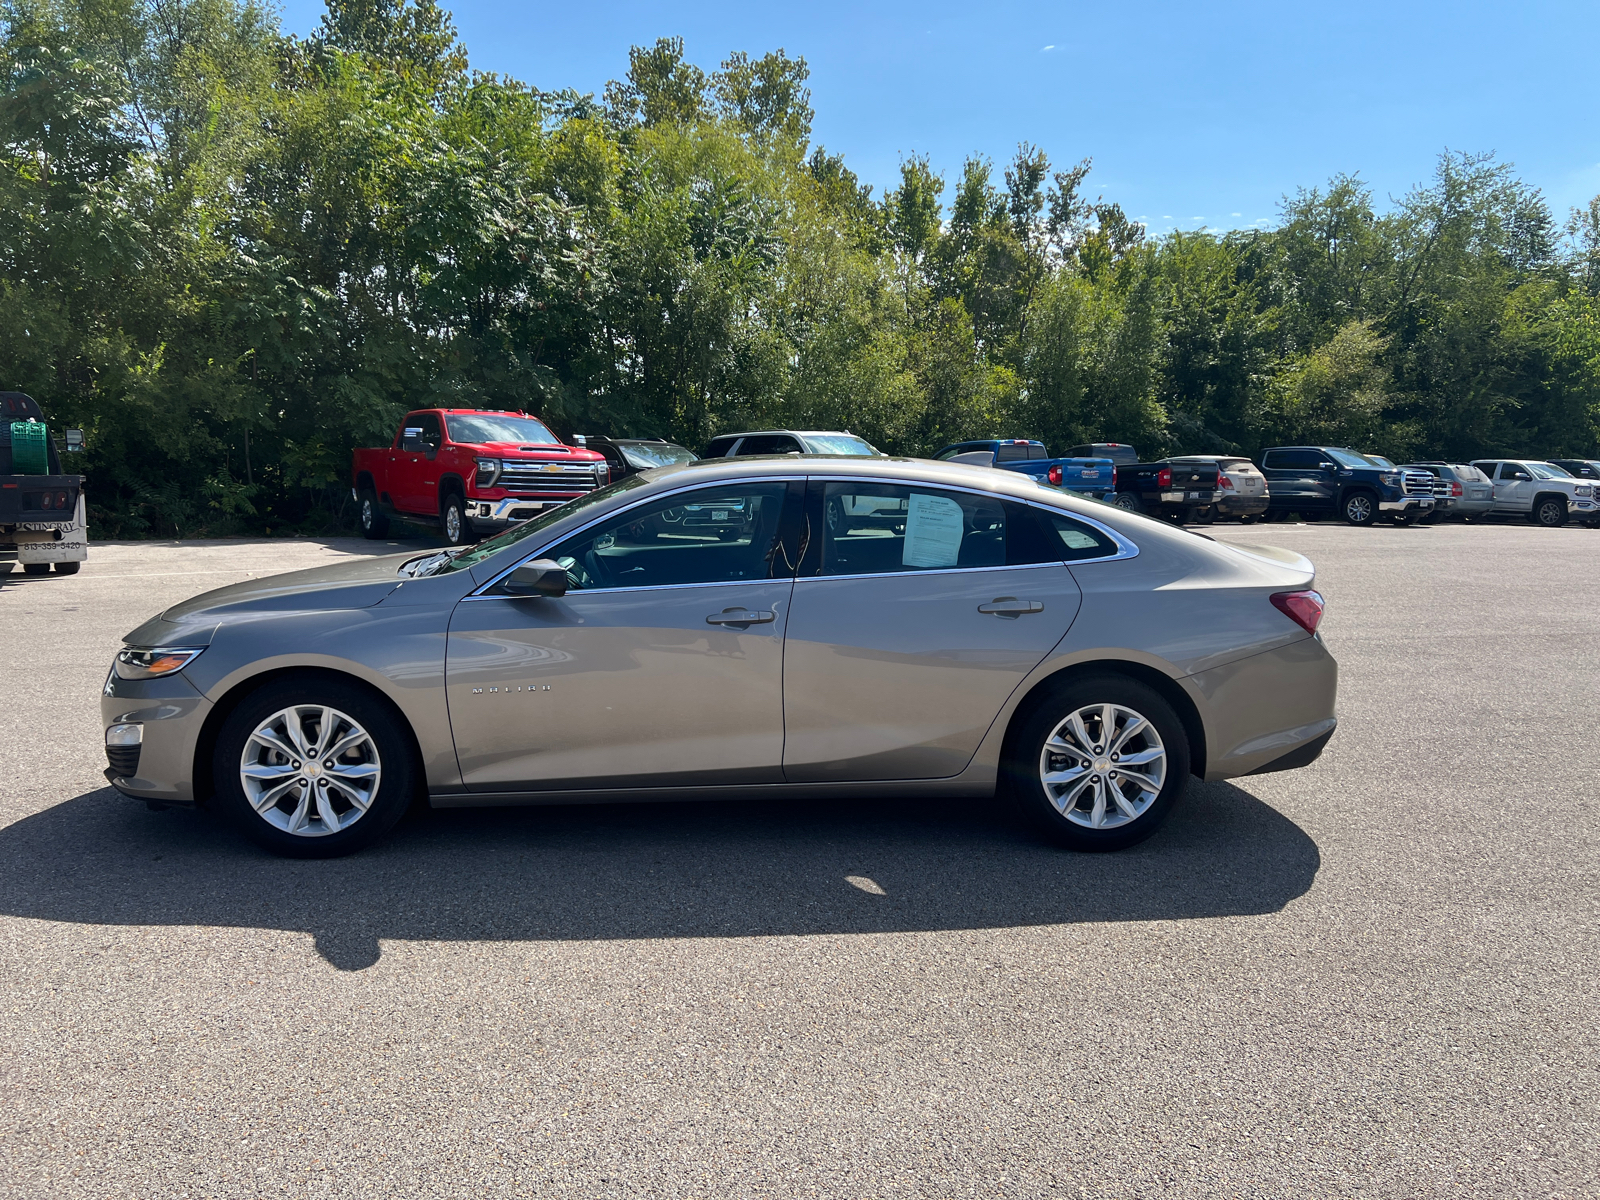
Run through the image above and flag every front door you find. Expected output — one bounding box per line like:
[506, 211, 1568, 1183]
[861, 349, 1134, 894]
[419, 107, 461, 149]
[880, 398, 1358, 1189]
[446, 480, 803, 791]
[1492, 463, 1534, 512]
[781, 481, 1085, 782]
[396, 412, 443, 514]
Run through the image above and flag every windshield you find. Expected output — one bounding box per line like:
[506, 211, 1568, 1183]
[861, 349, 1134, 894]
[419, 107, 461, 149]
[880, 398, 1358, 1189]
[420, 475, 651, 576]
[621, 442, 698, 469]
[445, 413, 557, 445]
[1364, 455, 1396, 469]
[1325, 448, 1374, 469]
[803, 434, 878, 455]
[1527, 462, 1571, 480]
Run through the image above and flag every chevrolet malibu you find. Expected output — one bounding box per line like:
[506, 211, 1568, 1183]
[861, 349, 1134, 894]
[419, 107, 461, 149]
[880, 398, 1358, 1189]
[102, 457, 1338, 857]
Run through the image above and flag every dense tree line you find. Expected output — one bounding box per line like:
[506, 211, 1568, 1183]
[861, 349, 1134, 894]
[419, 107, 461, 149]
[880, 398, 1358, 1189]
[4, 0, 1599, 535]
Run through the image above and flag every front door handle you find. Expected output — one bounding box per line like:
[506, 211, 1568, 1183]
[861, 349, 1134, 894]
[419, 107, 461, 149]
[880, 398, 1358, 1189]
[978, 597, 1044, 616]
[706, 608, 777, 625]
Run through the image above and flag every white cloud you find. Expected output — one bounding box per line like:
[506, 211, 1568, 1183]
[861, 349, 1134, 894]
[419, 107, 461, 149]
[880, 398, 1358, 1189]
[1041, 44, 1055, 51]
[1162, 214, 1172, 220]
[1231, 211, 1241, 217]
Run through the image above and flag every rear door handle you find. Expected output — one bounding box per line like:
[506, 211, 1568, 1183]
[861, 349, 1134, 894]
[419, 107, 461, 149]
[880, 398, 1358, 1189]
[706, 608, 776, 625]
[978, 597, 1044, 616]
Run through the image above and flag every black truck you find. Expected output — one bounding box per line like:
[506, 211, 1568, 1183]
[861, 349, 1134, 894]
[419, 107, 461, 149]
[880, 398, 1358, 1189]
[1257, 445, 1435, 526]
[1, 391, 87, 577]
[1110, 458, 1221, 523]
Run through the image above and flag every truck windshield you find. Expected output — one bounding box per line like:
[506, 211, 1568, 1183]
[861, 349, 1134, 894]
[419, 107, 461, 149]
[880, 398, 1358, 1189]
[1324, 448, 1374, 469]
[1526, 462, 1571, 480]
[445, 414, 557, 445]
[412, 476, 650, 577]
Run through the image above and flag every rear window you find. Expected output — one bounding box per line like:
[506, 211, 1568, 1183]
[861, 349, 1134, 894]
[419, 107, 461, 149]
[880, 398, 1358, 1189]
[995, 441, 1044, 462]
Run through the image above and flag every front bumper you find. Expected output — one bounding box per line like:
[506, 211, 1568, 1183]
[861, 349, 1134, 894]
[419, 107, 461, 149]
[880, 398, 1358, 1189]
[101, 671, 211, 807]
[1379, 495, 1434, 514]
[466, 496, 582, 529]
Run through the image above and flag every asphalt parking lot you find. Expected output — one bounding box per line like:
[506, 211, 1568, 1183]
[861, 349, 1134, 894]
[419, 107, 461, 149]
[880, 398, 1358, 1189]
[1, 523, 1595, 1198]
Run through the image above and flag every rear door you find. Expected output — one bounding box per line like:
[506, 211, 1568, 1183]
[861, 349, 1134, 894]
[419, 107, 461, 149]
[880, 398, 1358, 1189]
[1261, 449, 1331, 511]
[781, 480, 1085, 782]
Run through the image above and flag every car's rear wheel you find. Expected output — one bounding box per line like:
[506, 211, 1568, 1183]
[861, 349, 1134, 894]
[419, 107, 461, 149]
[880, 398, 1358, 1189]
[1112, 492, 1141, 511]
[1341, 490, 1377, 525]
[22, 562, 50, 575]
[1006, 674, 1190, 852]
[358, 488, 389, 538]
[441, 493, 477, 546]
[213, 677, 415, 858]
[1191, 505, 1216, 524]
[53, 560, 80, 574]
[1532, 496, 1567, 528]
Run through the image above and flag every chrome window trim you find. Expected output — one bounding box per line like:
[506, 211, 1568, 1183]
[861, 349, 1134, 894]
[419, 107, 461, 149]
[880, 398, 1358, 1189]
[468, 474, 797, 598]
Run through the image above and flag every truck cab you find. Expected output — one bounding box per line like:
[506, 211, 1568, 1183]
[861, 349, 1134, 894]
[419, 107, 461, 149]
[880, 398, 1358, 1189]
[352, 409, 608, 545]
[1258, 446, 1435, 526]
[1, 391, 88, 577]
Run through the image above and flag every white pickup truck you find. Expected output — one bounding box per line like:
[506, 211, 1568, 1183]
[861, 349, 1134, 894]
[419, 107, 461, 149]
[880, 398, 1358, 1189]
[1468, 459, 1598, 527]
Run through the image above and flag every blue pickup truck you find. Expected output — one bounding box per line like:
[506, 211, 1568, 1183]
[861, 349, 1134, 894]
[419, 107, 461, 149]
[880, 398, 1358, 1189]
[931, 439, 1117, 498]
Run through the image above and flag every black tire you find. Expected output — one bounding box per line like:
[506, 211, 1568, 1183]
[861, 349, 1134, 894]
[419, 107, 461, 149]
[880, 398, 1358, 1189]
[1191, 505, 1216, 525]
[211, 676, 417, 858]
[22, 562, 50, 576]
[1237, 514, 1259, 525]
[1532, 496, 1567, 528]
[1341, 490, 1377, 526]
[358, 488, 390, 539]
[0, 561, 14, 577]
[1112, 491, 1142, 511]
[53, 561, 80, 574]
[1005, 673, 1191, 852]
[441, 492, 476, 546]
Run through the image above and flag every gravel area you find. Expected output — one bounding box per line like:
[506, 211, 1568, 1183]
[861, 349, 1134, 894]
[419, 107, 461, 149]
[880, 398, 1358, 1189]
[0, 525, 1595, 1198]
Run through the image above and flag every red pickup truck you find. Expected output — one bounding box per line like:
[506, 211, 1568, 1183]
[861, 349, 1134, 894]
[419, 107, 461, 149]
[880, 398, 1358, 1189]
[352, 409, 608, 545]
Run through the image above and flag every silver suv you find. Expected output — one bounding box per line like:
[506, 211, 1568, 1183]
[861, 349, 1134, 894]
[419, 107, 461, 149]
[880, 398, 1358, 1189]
[1469, 460, 1598, 527]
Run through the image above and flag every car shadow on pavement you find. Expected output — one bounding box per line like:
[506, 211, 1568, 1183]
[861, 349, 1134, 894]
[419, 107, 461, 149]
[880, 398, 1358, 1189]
[0, 781, 1319, 970]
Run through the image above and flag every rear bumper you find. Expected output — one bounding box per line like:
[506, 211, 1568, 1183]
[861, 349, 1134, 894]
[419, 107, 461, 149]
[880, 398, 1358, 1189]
[1215, 495, 1268, 516]
[1180, 635, 1339, 781]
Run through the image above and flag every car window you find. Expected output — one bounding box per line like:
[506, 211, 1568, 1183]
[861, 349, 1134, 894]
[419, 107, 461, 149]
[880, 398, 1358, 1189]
[735, 434, 802, 456]
[444, 413, 555, 445]
[704, 436, 739, 458]
[1528, 462, 1570, 479]
[994, 441, 1042, 462]
[817, 483, 1024, 576]
[1263, 449, 1322, 470]
[1216, 459, 1252, 472]
[1035, 510, 1122, 562]
[932, 445, 972, 461]
[402, 412, 441, 451]
[541, 482, 794, 591]
[1454, 465, 1485, 482]
[1498, 463, 1526, 480]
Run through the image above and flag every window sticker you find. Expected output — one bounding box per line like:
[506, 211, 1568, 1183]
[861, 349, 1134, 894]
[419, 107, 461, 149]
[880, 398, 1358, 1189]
[902, 493, 964, 568]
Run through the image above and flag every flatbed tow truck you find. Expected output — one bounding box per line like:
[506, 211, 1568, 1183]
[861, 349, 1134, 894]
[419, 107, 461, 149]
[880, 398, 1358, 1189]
[0, 391, 87, 578]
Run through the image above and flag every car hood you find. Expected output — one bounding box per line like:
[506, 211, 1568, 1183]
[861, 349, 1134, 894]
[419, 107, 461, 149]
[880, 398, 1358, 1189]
[468, 441, 604, 461]
[123, 553, 415, 646]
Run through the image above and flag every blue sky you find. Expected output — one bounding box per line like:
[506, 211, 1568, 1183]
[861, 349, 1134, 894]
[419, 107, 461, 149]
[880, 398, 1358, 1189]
[278, 0, 1600, 236]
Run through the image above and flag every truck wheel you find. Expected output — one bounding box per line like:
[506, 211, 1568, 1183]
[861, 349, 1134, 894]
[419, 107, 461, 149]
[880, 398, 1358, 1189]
[359, 489, 390, 539]
[53, 561, 80, 574]
[1112, 492, 1141, 511]
[1532, 496, 1567, 527]
[1005, 673, 1190, 852]
[1341, 491, 1377, 526]
[22, 562, 50, 576]
[441, 493, 477, 546]
[1192, 506, 1216, 524]
[212, 676, 416, 858]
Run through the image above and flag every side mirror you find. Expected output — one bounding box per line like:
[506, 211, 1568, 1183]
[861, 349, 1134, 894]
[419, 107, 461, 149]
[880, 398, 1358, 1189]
[502, 559, 568, 597]
[1511, 472, 1530, 481]
[63, 429, 84, 452]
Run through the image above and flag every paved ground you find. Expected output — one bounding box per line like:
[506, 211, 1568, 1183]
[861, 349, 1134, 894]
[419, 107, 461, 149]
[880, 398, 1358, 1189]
[0, 524, 1595, 1198]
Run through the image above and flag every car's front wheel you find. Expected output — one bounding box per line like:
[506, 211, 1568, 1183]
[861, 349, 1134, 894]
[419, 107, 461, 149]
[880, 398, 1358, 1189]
[1532, 496, 1567, 528]
[1341, 490, 1377, 525]
[213, 677, 416, 858]
[1006, 674, 1191, 851]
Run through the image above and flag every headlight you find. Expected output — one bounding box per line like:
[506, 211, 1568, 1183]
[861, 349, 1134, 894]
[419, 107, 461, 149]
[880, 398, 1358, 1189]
[1380, 471, 1400, 487]
[474, 458, 502, 487]
[114, 647, 206, 680]
[1576, 485, 1593, 497]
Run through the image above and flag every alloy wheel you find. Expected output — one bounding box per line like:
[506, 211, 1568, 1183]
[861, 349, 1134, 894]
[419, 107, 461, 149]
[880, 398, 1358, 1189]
[444, 502, 462, 542]
[1344, 494, 1373, 524]
[239, 705, 382, 837]
[1038, 702, 1167, 829]
[1536, 499, 1565, 527]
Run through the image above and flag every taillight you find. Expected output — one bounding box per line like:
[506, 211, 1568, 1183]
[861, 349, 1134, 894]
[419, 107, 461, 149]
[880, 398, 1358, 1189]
[1111, 467, 1117, 489]
[1219, 475, 1234, 490]
[1271, 590, 1325, 635]
[1047, 464, 1063, 485]
[1157, 467, 1172, 488]
[1451, 482, 1463, 497]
